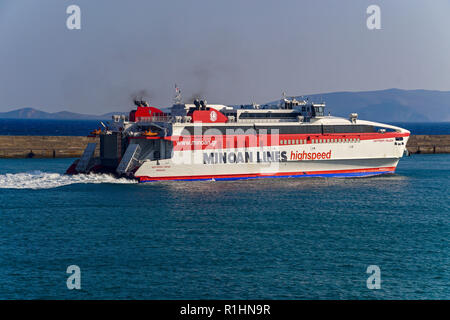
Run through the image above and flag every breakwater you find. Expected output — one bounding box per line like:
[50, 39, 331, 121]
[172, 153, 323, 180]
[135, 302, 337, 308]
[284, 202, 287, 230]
[0, 136, 99, 158]
[0, 135, 448, 158]
[406, 135, 450, 154]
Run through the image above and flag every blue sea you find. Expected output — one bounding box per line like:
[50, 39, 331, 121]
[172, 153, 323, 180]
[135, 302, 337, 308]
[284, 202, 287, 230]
[0, 119, 450, 135]
[0, 155, 448, 299]
[0, 119, 105, 136]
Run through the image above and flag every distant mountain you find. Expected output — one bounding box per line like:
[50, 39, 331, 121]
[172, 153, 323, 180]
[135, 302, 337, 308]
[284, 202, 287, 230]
[268, 89, 450, 122]
[2, 89, 450, 121]
[0, 108, 127, 120]
[0, 108, 55, 119]
[100, 112, 129, 118]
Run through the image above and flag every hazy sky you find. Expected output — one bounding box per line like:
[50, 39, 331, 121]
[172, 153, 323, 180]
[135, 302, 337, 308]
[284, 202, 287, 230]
[0, 0, 449, 113]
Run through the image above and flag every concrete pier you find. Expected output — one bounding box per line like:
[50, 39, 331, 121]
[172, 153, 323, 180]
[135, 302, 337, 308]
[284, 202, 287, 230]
[0, 136, 100, 158]
[406, 135, 450, 154]
[0, 135, 448, 158]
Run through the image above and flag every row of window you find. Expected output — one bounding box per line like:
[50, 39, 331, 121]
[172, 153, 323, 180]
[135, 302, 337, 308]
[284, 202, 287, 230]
[239, 112, 300, 118]
[280, 138, 361, 145]
[180, 125, 375, 135]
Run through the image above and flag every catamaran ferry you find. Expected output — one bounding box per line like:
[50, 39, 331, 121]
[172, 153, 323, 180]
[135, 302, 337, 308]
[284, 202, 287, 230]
[67, 92, 410, 182]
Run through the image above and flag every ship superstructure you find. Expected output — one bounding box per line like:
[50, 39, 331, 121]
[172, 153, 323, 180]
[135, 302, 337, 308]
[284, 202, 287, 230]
[67, 93, 410, 182]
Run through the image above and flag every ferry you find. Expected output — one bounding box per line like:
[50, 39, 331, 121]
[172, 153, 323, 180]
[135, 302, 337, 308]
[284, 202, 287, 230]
[66, 90, 410, 182]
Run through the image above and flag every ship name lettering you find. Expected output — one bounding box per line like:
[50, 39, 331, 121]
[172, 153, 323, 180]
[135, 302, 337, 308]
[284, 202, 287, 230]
[203, 151, 287, 164]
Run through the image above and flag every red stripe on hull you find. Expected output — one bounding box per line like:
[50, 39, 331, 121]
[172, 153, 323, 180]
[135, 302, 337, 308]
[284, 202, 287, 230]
[167, 132, 409, 151]
[137, 166, 396, 182]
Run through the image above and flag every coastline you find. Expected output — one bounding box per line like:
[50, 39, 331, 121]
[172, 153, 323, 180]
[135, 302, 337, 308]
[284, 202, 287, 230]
[0, 135, 449, 158]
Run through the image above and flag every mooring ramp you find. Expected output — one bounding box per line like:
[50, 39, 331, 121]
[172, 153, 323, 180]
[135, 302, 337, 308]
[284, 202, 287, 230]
[116, 144, 141, 174]
[75, 143, 97, 173]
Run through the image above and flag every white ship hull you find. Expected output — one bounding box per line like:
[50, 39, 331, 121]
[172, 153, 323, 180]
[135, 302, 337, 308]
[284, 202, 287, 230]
[134, 133, 409, 182]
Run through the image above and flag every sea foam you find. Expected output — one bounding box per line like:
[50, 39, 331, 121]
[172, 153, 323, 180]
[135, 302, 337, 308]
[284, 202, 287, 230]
[0, 171, 137, 189]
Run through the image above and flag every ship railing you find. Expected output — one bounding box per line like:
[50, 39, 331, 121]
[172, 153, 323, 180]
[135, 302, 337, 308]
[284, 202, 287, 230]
[237, 118, 297, 123]
[137, 116, 173, 123]
[137, 115, 194, 123]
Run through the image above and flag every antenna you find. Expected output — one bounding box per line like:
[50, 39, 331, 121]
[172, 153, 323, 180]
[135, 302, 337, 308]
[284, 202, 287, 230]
[279, 91, 286, 109]
[174, 84, 182, 104]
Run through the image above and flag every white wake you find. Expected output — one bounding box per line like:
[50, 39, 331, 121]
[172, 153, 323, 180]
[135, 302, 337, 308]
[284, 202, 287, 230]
[0, 171, 137, 189]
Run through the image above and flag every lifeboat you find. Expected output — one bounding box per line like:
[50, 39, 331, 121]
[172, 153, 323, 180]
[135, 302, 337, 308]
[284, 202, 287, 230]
[141, 129, 158, 137]
[88, 128, 102, 137]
